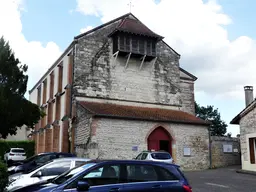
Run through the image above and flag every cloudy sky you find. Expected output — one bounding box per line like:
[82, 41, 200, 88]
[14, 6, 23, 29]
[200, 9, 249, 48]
[1, 0, 254, 136]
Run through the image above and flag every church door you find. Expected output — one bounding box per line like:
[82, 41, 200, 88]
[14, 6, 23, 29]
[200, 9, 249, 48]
[147, 127, 172, 155]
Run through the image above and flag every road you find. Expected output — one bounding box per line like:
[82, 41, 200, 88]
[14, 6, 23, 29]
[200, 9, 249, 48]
[184, 166, 256, 192]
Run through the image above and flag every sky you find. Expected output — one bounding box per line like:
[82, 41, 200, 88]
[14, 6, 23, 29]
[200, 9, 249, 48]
[1, 0, 255, 136]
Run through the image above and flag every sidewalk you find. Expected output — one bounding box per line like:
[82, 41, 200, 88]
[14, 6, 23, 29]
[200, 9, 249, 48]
[236, 169, 256, 176]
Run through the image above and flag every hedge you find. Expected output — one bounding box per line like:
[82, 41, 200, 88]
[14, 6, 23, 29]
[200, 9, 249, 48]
[0, 140, 35, 161]
[0, 162, 8, 191]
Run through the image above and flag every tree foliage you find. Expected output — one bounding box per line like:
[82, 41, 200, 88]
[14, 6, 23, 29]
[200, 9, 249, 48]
[0, 36, 41, 138]
[195, 101, 227, 136]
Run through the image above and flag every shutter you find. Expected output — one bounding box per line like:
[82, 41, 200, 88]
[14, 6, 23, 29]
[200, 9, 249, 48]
[249, 138, 255, 164]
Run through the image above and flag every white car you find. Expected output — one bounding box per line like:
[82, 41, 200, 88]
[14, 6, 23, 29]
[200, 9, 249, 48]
[134, 150, 174, 164]
[4, 148, 26, 164]
[7, 157, 90, 191]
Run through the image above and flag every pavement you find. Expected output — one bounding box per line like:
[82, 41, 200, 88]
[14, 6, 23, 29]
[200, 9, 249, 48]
[184, 166, 256, 192]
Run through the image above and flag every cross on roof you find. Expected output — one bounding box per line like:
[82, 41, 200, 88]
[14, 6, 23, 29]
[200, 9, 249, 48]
[127, 0, 134, 13]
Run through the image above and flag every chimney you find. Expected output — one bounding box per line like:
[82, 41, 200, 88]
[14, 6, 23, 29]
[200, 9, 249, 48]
[244, 86, 254, 107]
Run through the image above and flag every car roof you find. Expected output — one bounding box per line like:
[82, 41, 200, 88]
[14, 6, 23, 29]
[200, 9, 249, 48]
[10, 148, 24, 150]
[142, 150, 170, 153]
[37, 152, 75, 156]
[52, 157, 91, 162]
[84, 159, 179, 167]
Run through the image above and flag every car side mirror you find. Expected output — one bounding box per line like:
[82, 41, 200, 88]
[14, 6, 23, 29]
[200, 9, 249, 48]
[77, 181, 90, 191]
[33, 170, 42, 177]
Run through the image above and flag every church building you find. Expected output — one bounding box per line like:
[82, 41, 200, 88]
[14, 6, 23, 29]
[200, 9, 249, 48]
[29, 13, 210, 170]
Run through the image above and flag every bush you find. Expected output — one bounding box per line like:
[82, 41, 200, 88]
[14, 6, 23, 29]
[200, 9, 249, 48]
[0, 140, 35, 161]
[0, 162, 8, 191]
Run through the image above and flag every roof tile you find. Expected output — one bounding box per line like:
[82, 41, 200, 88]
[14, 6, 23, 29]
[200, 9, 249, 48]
[79, 101, 210, 125]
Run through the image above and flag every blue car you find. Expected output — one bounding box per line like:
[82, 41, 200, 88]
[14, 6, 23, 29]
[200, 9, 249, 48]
[14, 160, 192, 192]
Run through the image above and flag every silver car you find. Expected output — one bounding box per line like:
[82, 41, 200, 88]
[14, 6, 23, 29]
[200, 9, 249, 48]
[7, 157, 90, 191]
[134, 150, 174, 164]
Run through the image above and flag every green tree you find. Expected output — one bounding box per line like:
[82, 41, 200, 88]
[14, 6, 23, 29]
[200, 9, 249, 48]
[0, 36, 42, 139]
[195, 101, 227, 136]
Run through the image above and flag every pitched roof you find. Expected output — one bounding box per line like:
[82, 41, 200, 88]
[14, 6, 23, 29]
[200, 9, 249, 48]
[29, 13, 182, 94]
[230, 100, 256, 124]
[78, 101, 210, 125]
[109, 16, 163, 40]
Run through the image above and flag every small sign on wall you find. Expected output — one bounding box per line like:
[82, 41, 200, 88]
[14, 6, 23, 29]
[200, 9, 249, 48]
[223, 144, 233, 153]
[233, 148, 238, 153]
[132, 146, 138, 151]
[183, 147, 191, 156]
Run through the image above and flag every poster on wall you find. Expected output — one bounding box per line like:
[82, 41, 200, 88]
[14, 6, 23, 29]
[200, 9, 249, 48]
[132, 146, 138, 151]
[183, 147, 191, 156]
[223, 144, 233, 153]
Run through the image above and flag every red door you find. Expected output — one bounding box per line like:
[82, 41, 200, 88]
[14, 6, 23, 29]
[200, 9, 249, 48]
[147, 127, 172, 155]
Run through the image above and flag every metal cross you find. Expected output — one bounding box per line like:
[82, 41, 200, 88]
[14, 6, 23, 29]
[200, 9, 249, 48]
[127, 0, 134, 13]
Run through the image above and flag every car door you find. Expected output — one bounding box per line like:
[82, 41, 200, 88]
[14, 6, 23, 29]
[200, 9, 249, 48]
[122, 164, 161, 192]
[154, 166, 184, 192]
[62, 163, 124, 192]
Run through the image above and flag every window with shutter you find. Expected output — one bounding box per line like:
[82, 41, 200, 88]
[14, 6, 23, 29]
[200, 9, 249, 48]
[112, 32, 157, 60]
[249, 138, 255, 164]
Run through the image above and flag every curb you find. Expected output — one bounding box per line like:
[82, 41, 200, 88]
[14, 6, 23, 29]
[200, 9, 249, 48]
[236, 169, 256, 176]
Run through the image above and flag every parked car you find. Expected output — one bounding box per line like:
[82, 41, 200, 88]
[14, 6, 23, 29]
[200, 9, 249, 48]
[12, 159, 192, 192]
[4, 148, 26, 165]
[7, 152, 76, 175]
[7, 157, 90, 191]
[134, 150, 174, 164]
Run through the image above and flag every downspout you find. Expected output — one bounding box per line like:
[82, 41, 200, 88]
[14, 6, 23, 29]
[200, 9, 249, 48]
[208, 126, 212, 169]
[68, 39, 77, 153]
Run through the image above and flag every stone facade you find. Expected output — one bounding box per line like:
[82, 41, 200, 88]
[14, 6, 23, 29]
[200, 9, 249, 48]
[74, 103, 209, 171]
[211, 136, 241, 168]
[73, 16, 194, 114]
[71, 13, 209, 171]
[239, 106, 256, 171]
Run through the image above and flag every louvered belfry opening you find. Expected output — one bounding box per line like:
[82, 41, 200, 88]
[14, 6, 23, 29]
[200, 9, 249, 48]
[110, 16, 163, 62]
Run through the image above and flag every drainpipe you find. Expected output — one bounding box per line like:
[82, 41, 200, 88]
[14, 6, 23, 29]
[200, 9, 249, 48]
[208, 126, 212, 169]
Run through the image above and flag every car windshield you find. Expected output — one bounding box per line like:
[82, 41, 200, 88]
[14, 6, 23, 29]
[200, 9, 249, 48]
[11, 149, 25, 153]
[151, 152, 172, 160]
[52, 163, 96, 185]
[23, 155, 38, 163]
[24, 160, 54, 174]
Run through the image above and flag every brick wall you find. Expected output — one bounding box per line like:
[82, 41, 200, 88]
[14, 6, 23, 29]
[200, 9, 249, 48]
[211, 136, 241, 168]
[52, 125, 60, 152]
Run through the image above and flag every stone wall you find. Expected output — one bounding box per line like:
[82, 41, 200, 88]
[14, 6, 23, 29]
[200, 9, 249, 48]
[179, 79, 195, 114]
[73, 16, 195, 113]
[211, 136, 241, 168]
[239, 106, 256, 171]
[75, 115, 209, 171]
[74, 104, 92, 157]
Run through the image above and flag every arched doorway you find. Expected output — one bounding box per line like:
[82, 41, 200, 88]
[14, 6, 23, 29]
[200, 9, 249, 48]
[147, 127, 172, 155]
